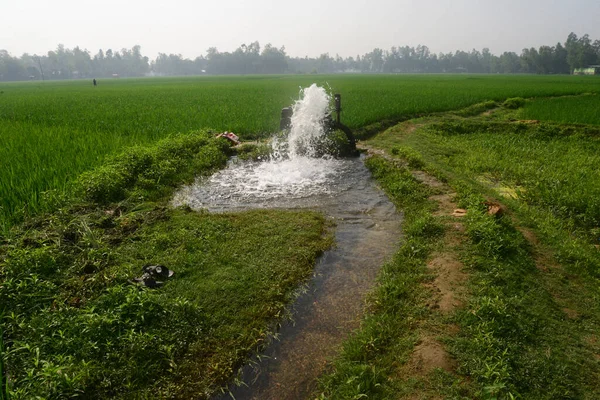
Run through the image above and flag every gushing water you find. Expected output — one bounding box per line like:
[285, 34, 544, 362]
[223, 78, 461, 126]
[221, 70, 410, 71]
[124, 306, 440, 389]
[273, 83, 332, 159]
[174, 84, 402, 400]
[173, 84, 345, 210]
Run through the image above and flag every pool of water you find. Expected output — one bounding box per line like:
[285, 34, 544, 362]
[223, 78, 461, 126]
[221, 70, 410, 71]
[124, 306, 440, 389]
[174, 155, 402, 400]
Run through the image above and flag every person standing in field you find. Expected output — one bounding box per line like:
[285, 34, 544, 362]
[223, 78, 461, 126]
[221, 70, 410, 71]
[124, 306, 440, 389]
[93, 78, 97, 87]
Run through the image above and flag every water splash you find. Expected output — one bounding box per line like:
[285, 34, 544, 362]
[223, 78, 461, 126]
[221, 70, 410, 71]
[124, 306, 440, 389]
[272, 83, 332, 160]
[174, 84, 347, 210]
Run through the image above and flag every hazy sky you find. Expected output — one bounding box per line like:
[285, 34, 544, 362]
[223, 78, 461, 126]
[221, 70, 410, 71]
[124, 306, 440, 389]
[2, 0, 599, 60]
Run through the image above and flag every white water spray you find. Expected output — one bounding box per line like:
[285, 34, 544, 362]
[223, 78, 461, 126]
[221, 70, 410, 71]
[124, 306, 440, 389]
[284, 83, 332, 159]
[173, 84, 353, 209]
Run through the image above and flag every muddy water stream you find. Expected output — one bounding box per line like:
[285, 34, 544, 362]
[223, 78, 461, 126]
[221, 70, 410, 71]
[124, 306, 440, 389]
[173, 155, 401, 399]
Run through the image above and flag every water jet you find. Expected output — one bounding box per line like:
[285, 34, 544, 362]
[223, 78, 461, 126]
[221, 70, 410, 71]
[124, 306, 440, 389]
[278, 87, 357, 158]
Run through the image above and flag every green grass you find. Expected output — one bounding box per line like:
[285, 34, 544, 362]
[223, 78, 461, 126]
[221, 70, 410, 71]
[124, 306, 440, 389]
[519, 93, 600, 125]
[1, 208, 330, 399]
[451, 188, 598, 399]
[4, 78, 600, 398]
[0, 132, 331, 398]
[1, 74, 599, 231]
[335, 110, 600, 398]
[418, 120, 600, 245]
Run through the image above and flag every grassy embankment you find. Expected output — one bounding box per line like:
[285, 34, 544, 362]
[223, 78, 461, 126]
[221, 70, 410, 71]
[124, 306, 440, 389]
[1, 74, 599, 231]
[0, 131, 331, 399]
[318, 95, 600, 399]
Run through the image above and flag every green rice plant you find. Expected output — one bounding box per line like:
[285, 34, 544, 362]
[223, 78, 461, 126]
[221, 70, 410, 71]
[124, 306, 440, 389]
[1, 74, 599, 231]
[519, 94, 600, 125]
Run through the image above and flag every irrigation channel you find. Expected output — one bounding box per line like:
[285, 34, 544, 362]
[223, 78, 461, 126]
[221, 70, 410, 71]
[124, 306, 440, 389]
[173, 85, 402, 399]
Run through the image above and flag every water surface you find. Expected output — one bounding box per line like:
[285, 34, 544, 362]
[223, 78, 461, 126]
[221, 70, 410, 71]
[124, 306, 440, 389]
[174, 155, 402, 400]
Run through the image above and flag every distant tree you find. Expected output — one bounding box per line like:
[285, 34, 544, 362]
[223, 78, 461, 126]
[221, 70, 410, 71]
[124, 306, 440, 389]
[452, 50, 470, 72]
[481, 48, 494, 73]
[497, 52, 521, 73]
[363, 48, 384, 73]
[316, 53, 334, 73]
[520, 48, 538, 73]
[0, 50, 27, 81]
[553, 42, 570, 74]
[261, 44, 287, 74]
[536, 46, 555, 74]
[468, 49, 483, 73]
[72, 46, 92, 77]
[333, 54, 346, 72]
[206, 47, 223, 74]
[565, 32, 582, 72]
[19, 53, 42, 79]
[415, 45, 431, 72]
[4, 33, 600, 81]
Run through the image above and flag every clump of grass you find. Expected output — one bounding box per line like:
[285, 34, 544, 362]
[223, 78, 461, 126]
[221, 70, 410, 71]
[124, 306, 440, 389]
[76, 129, 229, 204]
[502, 97, 526, 109]
[391, 145, 425, 169]
[234, 143, 273, 161]
[452, 100, 497, 117]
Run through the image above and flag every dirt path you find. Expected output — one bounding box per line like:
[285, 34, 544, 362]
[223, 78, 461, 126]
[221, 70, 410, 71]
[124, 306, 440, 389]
[401, 170, 469, 394]
[361, 143, 471, 397]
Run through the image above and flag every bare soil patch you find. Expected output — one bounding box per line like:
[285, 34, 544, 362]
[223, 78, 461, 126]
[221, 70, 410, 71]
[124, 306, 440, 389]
[399, 165, 469, 395]
[412, 170, 445, 188]
[427, 252, 466, 313]
[407, 337, 457, 375]
[429, 193, 456, 217]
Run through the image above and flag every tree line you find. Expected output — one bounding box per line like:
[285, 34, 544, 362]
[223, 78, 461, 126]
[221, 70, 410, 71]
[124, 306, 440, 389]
[1, 33, 599, 81]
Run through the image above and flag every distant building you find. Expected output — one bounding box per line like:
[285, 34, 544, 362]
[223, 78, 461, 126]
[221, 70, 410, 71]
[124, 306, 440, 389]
[573, 65, 600, 75]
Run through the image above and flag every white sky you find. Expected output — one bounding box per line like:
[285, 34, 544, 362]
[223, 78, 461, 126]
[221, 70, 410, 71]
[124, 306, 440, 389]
[2, 0, 599, 59]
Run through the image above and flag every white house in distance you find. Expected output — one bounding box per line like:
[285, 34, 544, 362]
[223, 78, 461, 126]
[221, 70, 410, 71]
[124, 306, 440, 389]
[573, 65, 600, 75]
